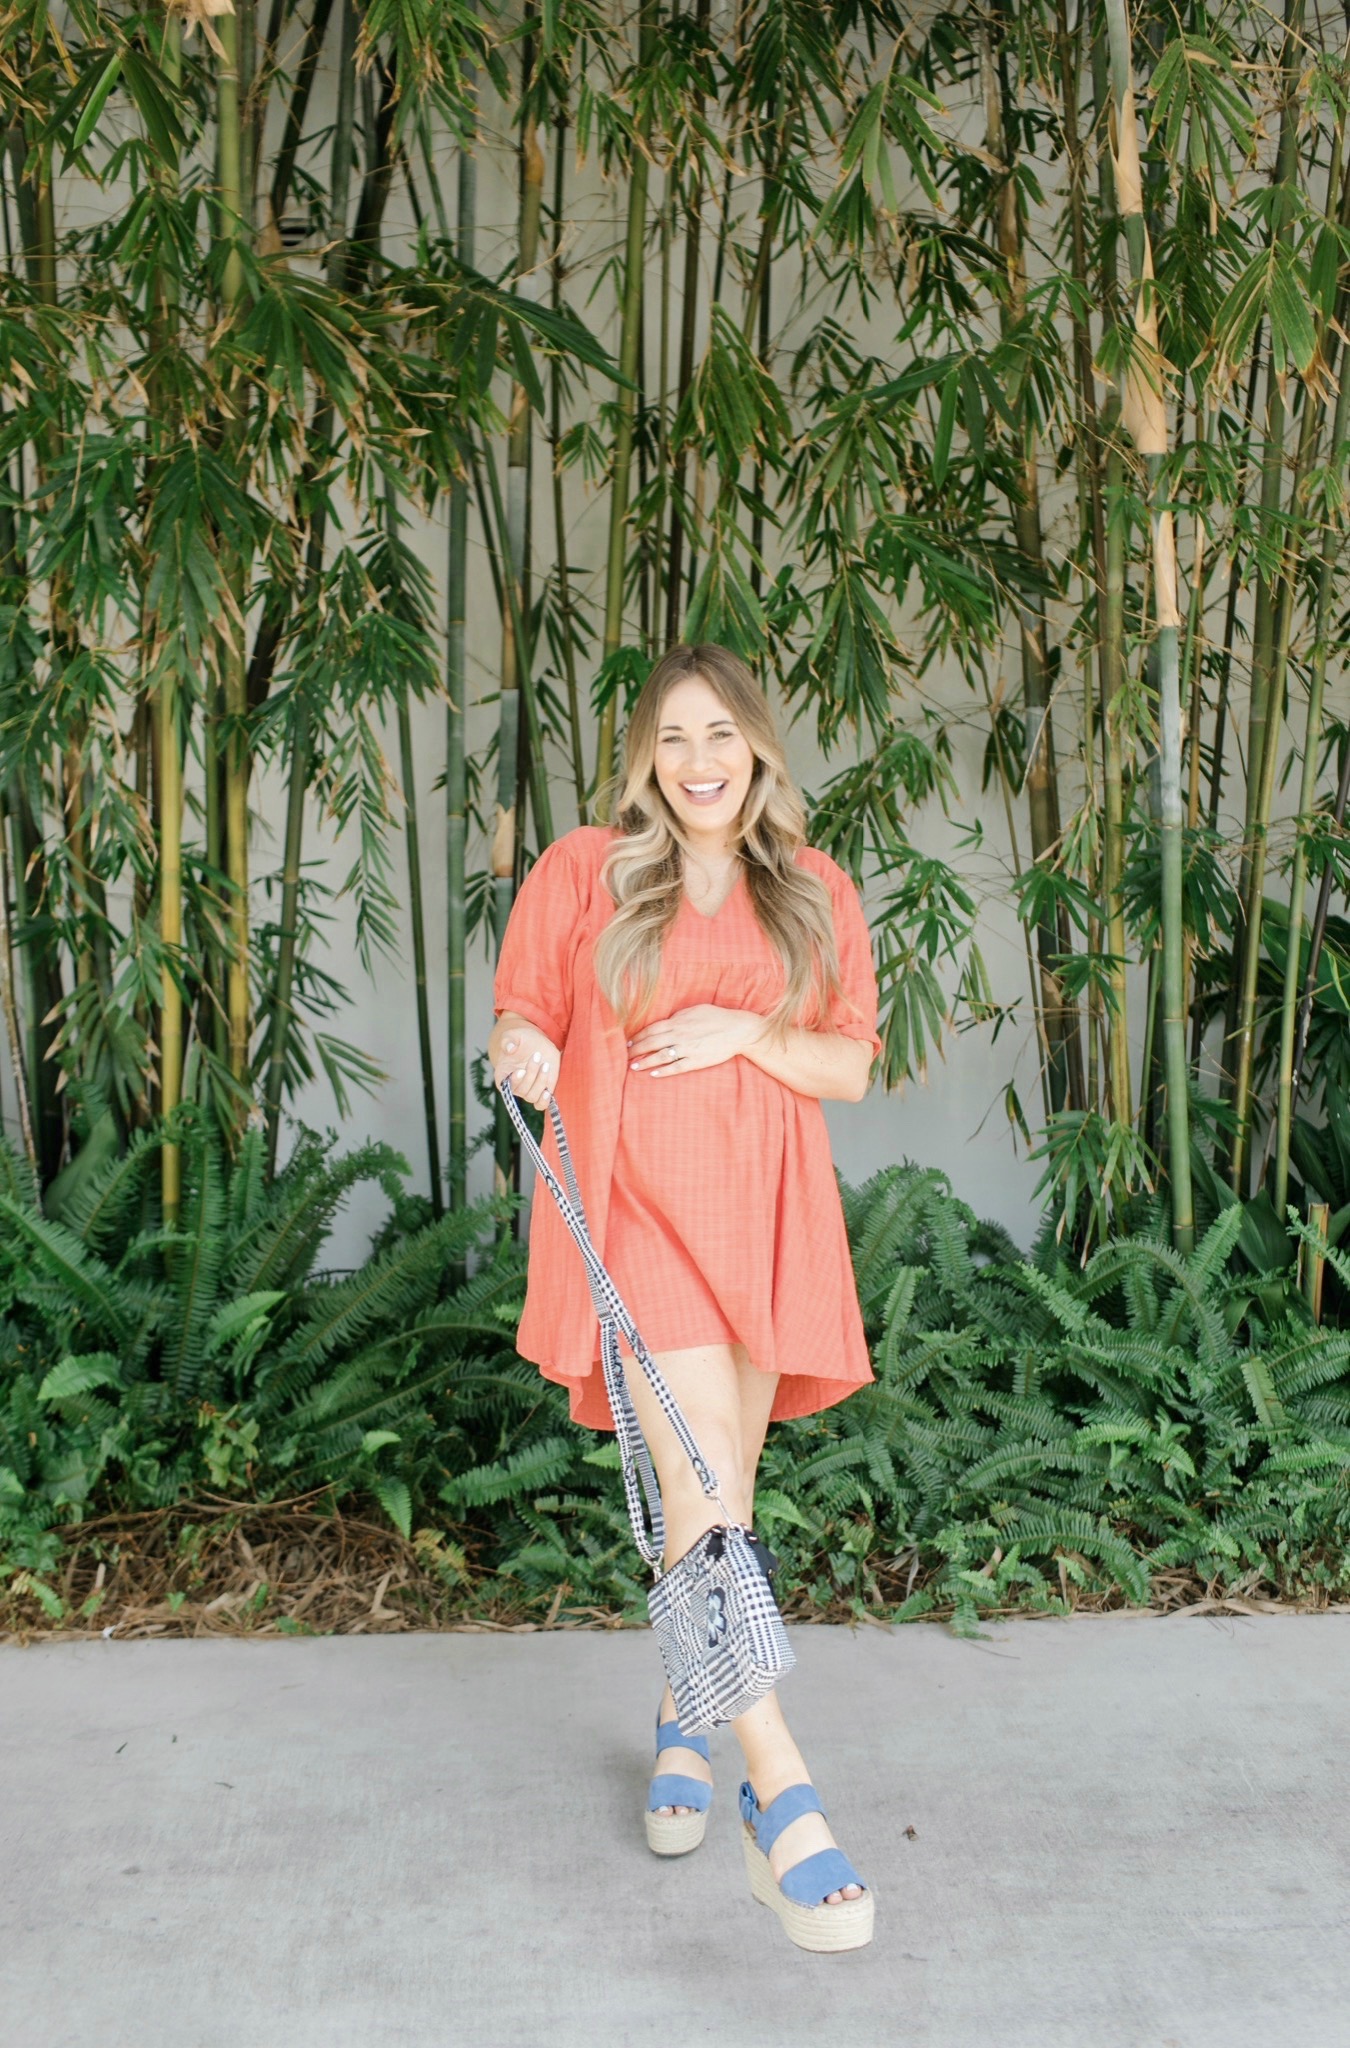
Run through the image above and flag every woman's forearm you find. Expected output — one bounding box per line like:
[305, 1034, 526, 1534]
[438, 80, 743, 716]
[737, 1016, 873, 1101]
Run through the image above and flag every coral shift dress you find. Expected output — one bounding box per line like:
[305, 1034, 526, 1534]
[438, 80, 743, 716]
[492, 825, 882, 1432]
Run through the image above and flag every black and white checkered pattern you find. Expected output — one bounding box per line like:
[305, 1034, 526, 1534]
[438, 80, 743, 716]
[498, 1077, 796, 1728]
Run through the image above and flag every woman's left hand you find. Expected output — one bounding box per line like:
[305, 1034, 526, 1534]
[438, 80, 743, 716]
[627, 1005, 762, 1076]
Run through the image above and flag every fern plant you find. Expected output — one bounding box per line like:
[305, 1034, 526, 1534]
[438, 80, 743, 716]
[422, 1165, 1350, 1632]
[6, 1141, 1349, 1634]
[0, 1111, 522, 1607]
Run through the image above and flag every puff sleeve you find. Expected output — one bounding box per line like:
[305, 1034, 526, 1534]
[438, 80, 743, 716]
[492, 834, 581, 1050]
[820, 858, 883, 1064]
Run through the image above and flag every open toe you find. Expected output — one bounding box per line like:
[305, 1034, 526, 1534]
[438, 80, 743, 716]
[646, 1713, 713, 1856]
[739, 1781, 874, 1952]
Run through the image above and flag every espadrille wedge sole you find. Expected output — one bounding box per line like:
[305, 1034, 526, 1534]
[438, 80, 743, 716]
[739, 1781, 874, 1954]
[646, 1805, 708, 1855]
[646, 1714, 713, 1857]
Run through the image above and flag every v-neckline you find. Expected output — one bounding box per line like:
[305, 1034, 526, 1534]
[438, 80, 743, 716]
[681, 864, 744, 923]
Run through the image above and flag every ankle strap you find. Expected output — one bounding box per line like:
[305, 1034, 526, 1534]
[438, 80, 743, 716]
[738, 1780, 824, 1852]
[657, 1714, 711, 1763]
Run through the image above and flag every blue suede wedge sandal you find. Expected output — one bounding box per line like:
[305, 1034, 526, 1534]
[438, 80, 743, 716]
[739, 1780, 874, 1952]
[646, 1712, 714, 1855]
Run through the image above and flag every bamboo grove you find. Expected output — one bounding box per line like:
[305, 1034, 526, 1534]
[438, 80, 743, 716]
[4, 0, 1350, 1274]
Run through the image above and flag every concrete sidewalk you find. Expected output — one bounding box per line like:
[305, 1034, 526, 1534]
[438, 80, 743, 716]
[3, 1616, 1348, 2048]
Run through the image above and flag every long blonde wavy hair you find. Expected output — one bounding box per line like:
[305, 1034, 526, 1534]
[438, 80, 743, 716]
[592, 644, 859, 1046]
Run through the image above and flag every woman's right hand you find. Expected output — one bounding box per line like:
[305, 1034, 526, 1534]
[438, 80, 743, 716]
[490, 1016, 561, 1109]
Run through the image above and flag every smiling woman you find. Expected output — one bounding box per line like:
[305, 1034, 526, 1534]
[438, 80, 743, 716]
[486, 642, 880, 1950]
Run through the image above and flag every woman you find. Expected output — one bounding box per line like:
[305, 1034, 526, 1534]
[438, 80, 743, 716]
[487, 643, 880, 1954]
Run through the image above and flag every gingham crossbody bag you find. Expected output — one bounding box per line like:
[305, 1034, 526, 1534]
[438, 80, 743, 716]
[497, 1075, 795, 1732]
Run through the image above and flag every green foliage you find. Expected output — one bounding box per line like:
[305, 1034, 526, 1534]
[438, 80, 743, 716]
[0, 1119, 523, 1611]
[6, 4, 1350, 1635]
[398, 1162, 1350, 1631]
[5, 1142, 1349, 1632]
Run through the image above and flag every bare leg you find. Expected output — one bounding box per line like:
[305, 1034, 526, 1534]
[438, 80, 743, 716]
[620, 1339, 863, 1906]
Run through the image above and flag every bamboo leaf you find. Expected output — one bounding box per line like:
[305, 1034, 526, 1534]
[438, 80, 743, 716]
[68, 51, 123, 156]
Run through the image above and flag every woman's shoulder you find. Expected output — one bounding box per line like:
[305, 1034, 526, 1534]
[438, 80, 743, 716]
[528, 824, 615, 875]
[565, 824, 620, 862]
[540, 823, 618, 864]
[793, 842, 858, 895]
[520, 827, 617, 913]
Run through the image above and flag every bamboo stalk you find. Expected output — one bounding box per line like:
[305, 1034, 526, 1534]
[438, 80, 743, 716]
[686, 139, 739, 609]
[1271, 114, 1350, 1207]
[982, 677, 1054, 1127]
[0, 785, 35, 1165]
[1223, 0, 1304, 1153]
[262, 0, 357, 1169]
[594, 0, 655, 817]
[391, 489, 442, 1216]
[491, 43, 552, 1197]
[216, 8, 252, 1097]
[1061, 1, 1118, 1121]
[399, 691, 441, 1209]
[1303, 1201, 1329, 1322]
[1230, 555, 1296, 1193]
[3, 774, 62, 1176]
[664, 0, 709, 646]
[549, 106, 589, 825]
[269, 0, 336, 227]
[1203, 339, 1263, 841]
[251, 0, 287, 215]
[1179, 386, 1209, 1074]
[0, 389, 33, 1158]
[1241, 237, 1343, 1199]
[445, 66, 477, 1228]
[247, 15, 398, 719]
[483, 439, 552, 853]
[986, 14, 1083, 1117]
[1086, 27, 1135, 1132]
[1274, 536, 1350, 1196]
[748, 134, 774, 603]
[238, 0, 257, 220]
[1272, 534, 1339, 1210]
[1291, 733, 1350, 1110]
[504, 91, 546, 875]
[6, 108, 66, 1178]
[356, 61, 440, 1201]
[1103, 0, 1193, 1249]
[152, 12, 186, 1216]
[653, 176, 672, 641]
[1101, 440, 1133, 1123]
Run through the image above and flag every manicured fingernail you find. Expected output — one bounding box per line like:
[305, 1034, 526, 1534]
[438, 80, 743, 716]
[514, 1067, 525, 1076]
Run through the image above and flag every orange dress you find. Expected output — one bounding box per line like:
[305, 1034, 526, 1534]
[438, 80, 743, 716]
[492, 825, 882, 1431]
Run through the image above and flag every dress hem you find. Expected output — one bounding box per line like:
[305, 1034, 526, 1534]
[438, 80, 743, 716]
[523, 1342, 873, 1435]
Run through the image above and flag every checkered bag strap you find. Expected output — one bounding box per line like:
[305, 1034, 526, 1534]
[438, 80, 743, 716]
[497, 1077, 723, 1570]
